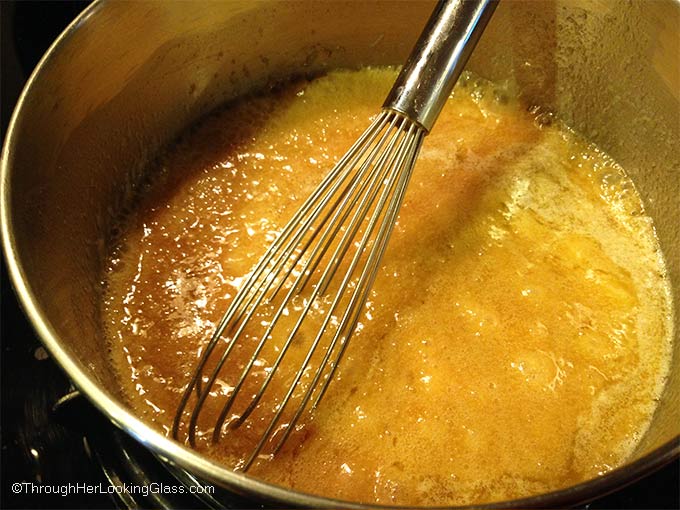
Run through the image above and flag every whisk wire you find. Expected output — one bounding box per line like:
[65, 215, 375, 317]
[269, 112, 400, 300]
[172, 112, 391, 441]
[214, 113, 406, 428]
[204, 112, 403, 438]
[236, 115, 418, 470]
[311, 124, 426, 408]
[293, 114, 406, 296]
[268, 121, 426, 459]
[209, 112, 415, 443]
[175, 110, 425, 461]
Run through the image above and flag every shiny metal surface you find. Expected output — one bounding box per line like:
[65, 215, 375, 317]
[384, 0, 497, 130]
[1, 0, 678, 507]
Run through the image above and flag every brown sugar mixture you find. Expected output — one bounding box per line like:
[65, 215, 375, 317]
[102, 68, 674, 505]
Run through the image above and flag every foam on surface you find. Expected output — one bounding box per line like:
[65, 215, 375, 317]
[102, 68, 673, 505]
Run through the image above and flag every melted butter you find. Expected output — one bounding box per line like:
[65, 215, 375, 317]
[102, 68, 674, 505]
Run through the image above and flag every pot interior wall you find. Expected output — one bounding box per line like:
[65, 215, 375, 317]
[5, 0, 678, 488]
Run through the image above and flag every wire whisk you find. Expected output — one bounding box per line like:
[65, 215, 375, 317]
[173, 0, 497, 471]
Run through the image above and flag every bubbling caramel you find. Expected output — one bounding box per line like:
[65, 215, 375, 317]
[103, 68, 673, 505]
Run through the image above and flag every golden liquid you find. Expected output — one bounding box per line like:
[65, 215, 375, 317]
[103, 68, 673, 505]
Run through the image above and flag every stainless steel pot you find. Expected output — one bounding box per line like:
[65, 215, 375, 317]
[2, 1, 678, 507]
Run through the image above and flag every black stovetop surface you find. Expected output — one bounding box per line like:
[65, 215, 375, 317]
[1, 2, 678, 509]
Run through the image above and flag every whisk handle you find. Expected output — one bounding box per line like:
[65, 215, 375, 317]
[383, 0, 498, 132]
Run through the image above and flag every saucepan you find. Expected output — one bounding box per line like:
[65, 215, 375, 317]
[2, 1, 678, 507]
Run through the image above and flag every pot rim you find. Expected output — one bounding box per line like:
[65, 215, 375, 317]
[1, 1, 678, 508]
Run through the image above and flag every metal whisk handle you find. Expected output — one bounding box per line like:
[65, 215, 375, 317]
[383, 0, 498, 132]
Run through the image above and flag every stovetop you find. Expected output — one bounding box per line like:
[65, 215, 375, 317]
[1, 2, 678, 509]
